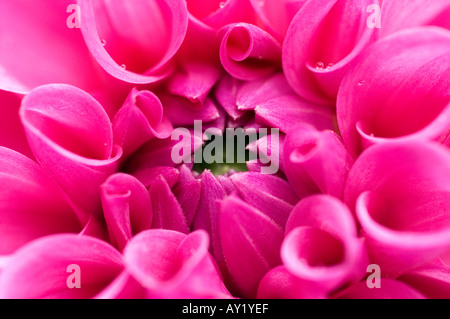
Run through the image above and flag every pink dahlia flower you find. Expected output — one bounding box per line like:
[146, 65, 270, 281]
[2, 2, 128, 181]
[0, 0, 449, 300]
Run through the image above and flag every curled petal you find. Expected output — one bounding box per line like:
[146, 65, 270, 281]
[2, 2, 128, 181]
[283, 124, 353, 199]
[0, 147, 81, 254]
[219, 23, 281, 81]
[123, 229, 231, 298]
[0, 234, 123, 299]
[149, 175, 189, 234]
[283, 0, 378, 104]
[337, 27, 450, 156]
[230, 172, 298, 229]
[20, 84, 121, 222]
[214, 74, 246, 120]
[282, 195, 368, 292]
[101, 173, 153, 251]
[254, 95, 336, 134]
[345, 142, 450, 277]
[113, 88, 173, 160]
[78, 0, 188, 84]
[219, 194, 284, 298]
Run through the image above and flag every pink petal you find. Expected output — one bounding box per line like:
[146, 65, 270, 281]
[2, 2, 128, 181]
[283, 0, 379, 104]
[336, 279, 425, 299]
[20, 84, 121, 223]
[257, 266, 327, 299]
[219, 194, 284, 298]
[345, 142, 450, 277]
[283, 123, 353, 198]
[254, 94, 336, 134]
[113, 88, 173, 160]
[230, 172, 298, 228]
[0, 234, 123, 299]
[219, 23, 281, 81]
[172, 165, 202, 227]
[149, 175, 189, 234]
[249, 0, 306, 41]
[187, 0, 257, 30]
[247, 132, 285, 172]
[236, 73, 294, 111]
[337, 27, 450, 156]
[78, 0, 188, 84]
[167, 61, 222, 104]
[214, 74, 246, 120]
[0, 91, 33, 158]
[380, 0, 450, 37]
[123, 229, 231, 298]
[160, 93, 220, 126]
[101, 173, 153, 251]
[192, 170, 227, 268]
[399, 258, 450, 299]
[0, 0, 118, 94]
[282, 195, 368, 292]
[131, 166, 180, 190]
[0, 147, 81, 254]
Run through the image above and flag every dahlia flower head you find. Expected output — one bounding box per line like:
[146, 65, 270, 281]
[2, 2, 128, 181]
[0, 0, 449, 299]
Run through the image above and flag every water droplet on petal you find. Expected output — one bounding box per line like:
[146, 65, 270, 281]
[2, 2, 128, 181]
[101, 39, 106, 46]
[121, 64, 126, 70]
[315, 62, 325, 69]
[219, 1, 226, 8]
[326, 63, 334, 69]
[358, 80, 366, 86]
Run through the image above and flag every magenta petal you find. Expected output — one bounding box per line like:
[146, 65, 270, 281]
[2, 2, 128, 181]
[230, 172, 298, 229]
[160, 94, 220, 126]
[113, 88, 173, 160]
[95, 271, 146, 299]
[337, 27, 450, 156]
[0, 147, 81, 254]
[219, 194, 284, 298]
[399, 259, 450, 299]
[123, 229, 231, 298]
[20, 84, 121, 222]
[380, 0, 450, 37]
[192, 170, 227, 266]
[101, 173, 153, 251]
[283, 0, 378, 104]
[247, 133, 285, 173]
[249, 0, 306, 41]
[167, 62, 222, 104]
[0, 91, 34, 159]
[219, 23, 281, 81]
[149, 176, 189, 234]
[131, 166, 180, 190]
[0, 234, 123, 299]
[345, 142, 450, 277]
[214, 74, 246, 120]
[257, 266, 327, 299]
[282, 195, 368, 292]
[236, 73, 294, 111]
[172, 165, 202, 227]
[336, 279, 425, 299]
[254, 94, 336, 134]
[78, 0, 188, 84]
[0, 1, 114, 93]
[283, 124, 353, 199]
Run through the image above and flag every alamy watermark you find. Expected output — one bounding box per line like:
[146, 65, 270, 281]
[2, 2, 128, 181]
[366, 4, 381, 29]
